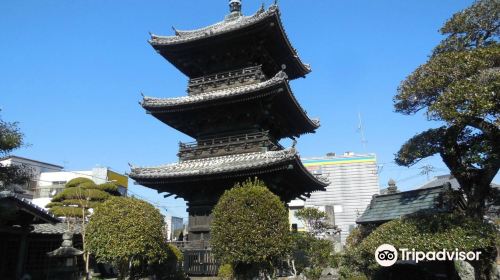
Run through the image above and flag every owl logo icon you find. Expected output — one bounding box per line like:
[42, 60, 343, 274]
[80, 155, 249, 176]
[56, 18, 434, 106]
[375, 244, 398, 267]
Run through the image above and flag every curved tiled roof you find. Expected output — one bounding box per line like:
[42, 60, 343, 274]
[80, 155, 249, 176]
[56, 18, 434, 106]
[150, 6, 272, 45]
[149, 4, 311, 75]
[130, 148, 329, 191]
[356, 185, 451, 224]
[142, 71, 287, 108]
[141, 71, 320, 135]
[130, 149, 298, 179]
[0, 191, 60, 224]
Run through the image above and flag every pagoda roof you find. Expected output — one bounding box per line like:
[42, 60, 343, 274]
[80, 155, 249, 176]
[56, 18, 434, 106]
[142, 71, 319, 139]
[143, 71, 286, 108]
[130, 148, 297, 179]
[149, 4, 311, 80]
[129, 148, 327, 202]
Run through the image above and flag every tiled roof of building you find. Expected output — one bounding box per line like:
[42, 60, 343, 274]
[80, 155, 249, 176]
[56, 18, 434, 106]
[151, 5, 297, 56]
[417, 174, 461, 190]
[149, 4, 311, 77]
[0, 191, 60, 224]
[142, 71, 287, 108]
[356, 186, 450, 224]
[142, 71, 319, 131]
[130, 148, 313, 180]
[150, 5, 274, 45]
[0, 155, 63, 169]
[418, 174, 500, 190]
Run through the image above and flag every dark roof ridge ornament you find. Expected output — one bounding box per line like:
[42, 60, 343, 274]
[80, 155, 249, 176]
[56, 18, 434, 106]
[226, 0, 242, 21]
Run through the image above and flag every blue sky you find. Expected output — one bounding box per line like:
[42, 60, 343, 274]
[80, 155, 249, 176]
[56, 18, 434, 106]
[1, 0, 490, 218]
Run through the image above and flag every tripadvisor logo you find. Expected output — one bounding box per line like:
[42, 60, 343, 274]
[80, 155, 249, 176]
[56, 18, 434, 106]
[374, 244, 482, 267]
[375, 244, 398, 267]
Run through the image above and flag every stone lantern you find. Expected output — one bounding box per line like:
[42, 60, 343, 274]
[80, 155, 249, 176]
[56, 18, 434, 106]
[46, 230, 84, 280]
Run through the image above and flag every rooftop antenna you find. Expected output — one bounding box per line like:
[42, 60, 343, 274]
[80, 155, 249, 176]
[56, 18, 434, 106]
[419, 164, 435, 181]
[357, 111, 367, 150]
[62, 160, 69, 170]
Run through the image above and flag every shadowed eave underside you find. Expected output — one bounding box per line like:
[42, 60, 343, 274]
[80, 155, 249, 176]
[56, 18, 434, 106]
[141, 71, 320, 140]
[0, 192, 60, 225]
[129, 149, 328, 199]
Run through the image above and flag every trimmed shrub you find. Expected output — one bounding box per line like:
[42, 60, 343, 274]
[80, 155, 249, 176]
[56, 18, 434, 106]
[85, 197, 168, 279]
[217, 263, 234, 280]
[65, 177, 95, 188]
[343, 213, 497, 278]
[211, 178, 291, 277]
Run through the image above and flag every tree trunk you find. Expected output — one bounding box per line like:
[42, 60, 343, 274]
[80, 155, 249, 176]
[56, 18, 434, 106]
[291, 259, 297, 277]
[471, 259, 493, 280]
[81, 207, 90, 279]
[439, 124, 499, 219]
[454, 174, 492, 219]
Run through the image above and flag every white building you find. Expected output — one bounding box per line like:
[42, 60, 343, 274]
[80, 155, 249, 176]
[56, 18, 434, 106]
[37, 167, 128, 196]
[290, 152, 380, 248]
[1, 155, 128, 208]
[0, 156, 64, 198]
[32, 167, 128, 209]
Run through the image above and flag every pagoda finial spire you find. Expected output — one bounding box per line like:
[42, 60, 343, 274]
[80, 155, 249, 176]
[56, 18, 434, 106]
[229, 0, 242, 14]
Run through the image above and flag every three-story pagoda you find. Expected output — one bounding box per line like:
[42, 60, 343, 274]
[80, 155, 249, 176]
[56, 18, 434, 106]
[129, 1, 327, 245]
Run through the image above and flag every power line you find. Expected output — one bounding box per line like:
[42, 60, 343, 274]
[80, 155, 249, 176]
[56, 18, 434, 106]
[7, 159, 188, 215]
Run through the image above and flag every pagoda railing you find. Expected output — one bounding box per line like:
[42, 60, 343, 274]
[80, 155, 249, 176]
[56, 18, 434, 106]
[187, 65, 266, 95]
[178, 131, 281, 161]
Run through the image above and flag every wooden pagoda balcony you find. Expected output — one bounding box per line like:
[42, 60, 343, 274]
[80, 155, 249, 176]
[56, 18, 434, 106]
[178, 131, 281, 161]
[187, 65, 267, 95]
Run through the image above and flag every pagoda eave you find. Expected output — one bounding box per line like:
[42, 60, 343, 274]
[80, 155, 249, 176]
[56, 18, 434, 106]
[149, 5, 310, 80]
[142, 74, 319, 140]
[129, 149, 327, 202]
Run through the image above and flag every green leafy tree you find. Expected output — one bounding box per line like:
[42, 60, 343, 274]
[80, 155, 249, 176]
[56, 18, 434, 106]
[0, 116, 32, 190]
[339, 225, 381, 280]
[289, 233, 334, 280]
[47, 177, 120, 218]
[211, 178, 291, 278]
[291, 208, 340, 280]
[393, 0, 500, 218]
[217, 263, 234, 280]
[295, 207, 334, 236]
[47, 177, 121, 277]
[85, 196, 169, 279]
[347, 213, 496, 279]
